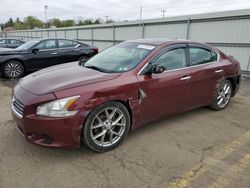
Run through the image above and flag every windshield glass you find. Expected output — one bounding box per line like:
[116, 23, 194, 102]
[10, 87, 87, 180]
[16, 40, 40, 50]
[84, 42, 156, 73]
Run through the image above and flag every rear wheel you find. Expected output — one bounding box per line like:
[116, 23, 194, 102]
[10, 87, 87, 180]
[210, 80, 232, 110]
[82, 101, 130, 152]
[3, 60, 24, 78]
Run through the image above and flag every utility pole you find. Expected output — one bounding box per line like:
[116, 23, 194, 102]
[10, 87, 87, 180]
[44, 5, 48, 28]
[140, 6, 143, 20]
[105, 16, 109, 23]
[161, 10, 166, 18]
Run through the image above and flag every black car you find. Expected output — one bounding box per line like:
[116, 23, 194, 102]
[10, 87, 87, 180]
[0, 38, 98, 78]
[0, 38, 25, 48]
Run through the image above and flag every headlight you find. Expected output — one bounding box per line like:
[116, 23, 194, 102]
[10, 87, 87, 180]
[36, 96, 80, 117]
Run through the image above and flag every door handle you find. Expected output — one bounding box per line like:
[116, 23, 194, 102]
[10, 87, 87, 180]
[214, 69, 223, 73]
[51, 52, 58, 55]
[180, 76, 191, 81]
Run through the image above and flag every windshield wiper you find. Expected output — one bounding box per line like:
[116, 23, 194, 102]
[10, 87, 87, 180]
[84, 65, 108, 73]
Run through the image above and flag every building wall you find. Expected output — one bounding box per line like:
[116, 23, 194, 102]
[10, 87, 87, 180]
[5, 9, 250, 71]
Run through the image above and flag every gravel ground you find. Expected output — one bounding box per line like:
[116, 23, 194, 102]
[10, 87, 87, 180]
[0, 78, 249, 188]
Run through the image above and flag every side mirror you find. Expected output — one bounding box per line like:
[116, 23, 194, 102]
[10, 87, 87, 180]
[149, 64, 166, 74]
[32, 48, 39, 53]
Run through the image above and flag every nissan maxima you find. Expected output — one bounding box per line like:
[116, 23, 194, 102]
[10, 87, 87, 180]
[11, 39, 241, 152]
[0, 38, 98, 78]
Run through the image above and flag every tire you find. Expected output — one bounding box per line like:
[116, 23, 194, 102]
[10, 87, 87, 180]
[78, 56, 89, 66]
[82, 101, 131, 152]
[210, 79, 232, 111]
[3, 60, 24, 78]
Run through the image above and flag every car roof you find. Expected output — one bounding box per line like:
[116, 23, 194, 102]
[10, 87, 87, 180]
[126, 38, 212, 46]
[126, 38, 190, 45]
[39, 38, 78, 41]
[126, 38, 218, 51]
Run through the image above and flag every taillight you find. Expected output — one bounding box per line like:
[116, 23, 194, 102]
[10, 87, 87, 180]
[93, 48, 98, 54]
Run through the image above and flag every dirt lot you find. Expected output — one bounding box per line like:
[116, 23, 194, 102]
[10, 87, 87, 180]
[0, 78, 250, 188]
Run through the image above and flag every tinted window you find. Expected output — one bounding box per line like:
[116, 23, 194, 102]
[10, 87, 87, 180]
[189, 47, 218, 66]
[58, 40, 76, 48]
[10, 39, 19, 44]
[152, 48, 186, 70]
[0, 39, 6, 44]
[35, 40, 56, 50]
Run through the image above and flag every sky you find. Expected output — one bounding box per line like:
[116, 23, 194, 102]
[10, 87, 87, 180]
[0, 0, 250, 23]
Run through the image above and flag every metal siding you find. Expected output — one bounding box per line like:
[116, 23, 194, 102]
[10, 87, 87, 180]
[56, 30, 65, 38]
[42, 31, 49, 38]
[93, 41, 113, 51]
[48, 30, 56, 38]
[78, 29, 92, 39]
[36, 31, 42, 38]
[144, 23, 187, 38]
[93, 27, 113, 40]
[79, 40, 92, 46]
[216, 46, 250, 71]
[65, 30, 77, 39]
[115, 26, 141, 40]
[190, 19, 250, 43]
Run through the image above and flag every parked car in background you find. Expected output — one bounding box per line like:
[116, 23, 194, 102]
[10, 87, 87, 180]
[0, 38, 98, 78]
[11, 38, 241, 152]
[0, 38, 25, 48]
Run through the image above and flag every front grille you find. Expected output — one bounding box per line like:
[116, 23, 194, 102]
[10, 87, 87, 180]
[12, 96, 24, 118]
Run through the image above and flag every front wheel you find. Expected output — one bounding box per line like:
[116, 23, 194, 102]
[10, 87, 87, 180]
[82, 101, 131, 152]
[210, 80, 232, 110]
[3, 60, 24, 78]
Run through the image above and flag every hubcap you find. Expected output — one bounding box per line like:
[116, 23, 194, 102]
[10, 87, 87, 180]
[217, 82, 232, 108]
[5, 62, 22, 78]
[90, 107, 126, 147]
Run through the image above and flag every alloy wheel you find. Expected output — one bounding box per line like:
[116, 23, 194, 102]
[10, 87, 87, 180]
[217, 82, 232, 108]
[90, 107, 126, 147]
[4, 61, 23, 78]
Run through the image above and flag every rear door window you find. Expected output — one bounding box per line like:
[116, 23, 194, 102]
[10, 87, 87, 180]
[58, 40, 76, 48]
[189, 47, 218, 66]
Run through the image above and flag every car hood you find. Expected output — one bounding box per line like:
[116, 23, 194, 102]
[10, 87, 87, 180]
[20, 62, 121, 95]
[0, 48, 22, 55]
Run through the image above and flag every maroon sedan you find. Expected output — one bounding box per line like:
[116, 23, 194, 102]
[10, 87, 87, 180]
[11, 39, 241, 152]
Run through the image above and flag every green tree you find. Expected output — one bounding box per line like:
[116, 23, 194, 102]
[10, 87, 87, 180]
[61, 20, 75, 27]
[94, 18, 103, 24]
[24, 16, 43, 29]
[4, 18, 14, 27]
[51, 18, 62, 28]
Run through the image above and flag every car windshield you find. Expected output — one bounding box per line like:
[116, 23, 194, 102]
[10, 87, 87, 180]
[84, 42, 156, 73]
[16, 40, 40, 50]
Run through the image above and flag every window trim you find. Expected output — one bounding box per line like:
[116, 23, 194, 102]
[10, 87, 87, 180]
[138, 44, 189, 75]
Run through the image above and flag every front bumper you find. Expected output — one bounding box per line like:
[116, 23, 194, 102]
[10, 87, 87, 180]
[11, 110, 84, 148]
[11, 85, 85, 149]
